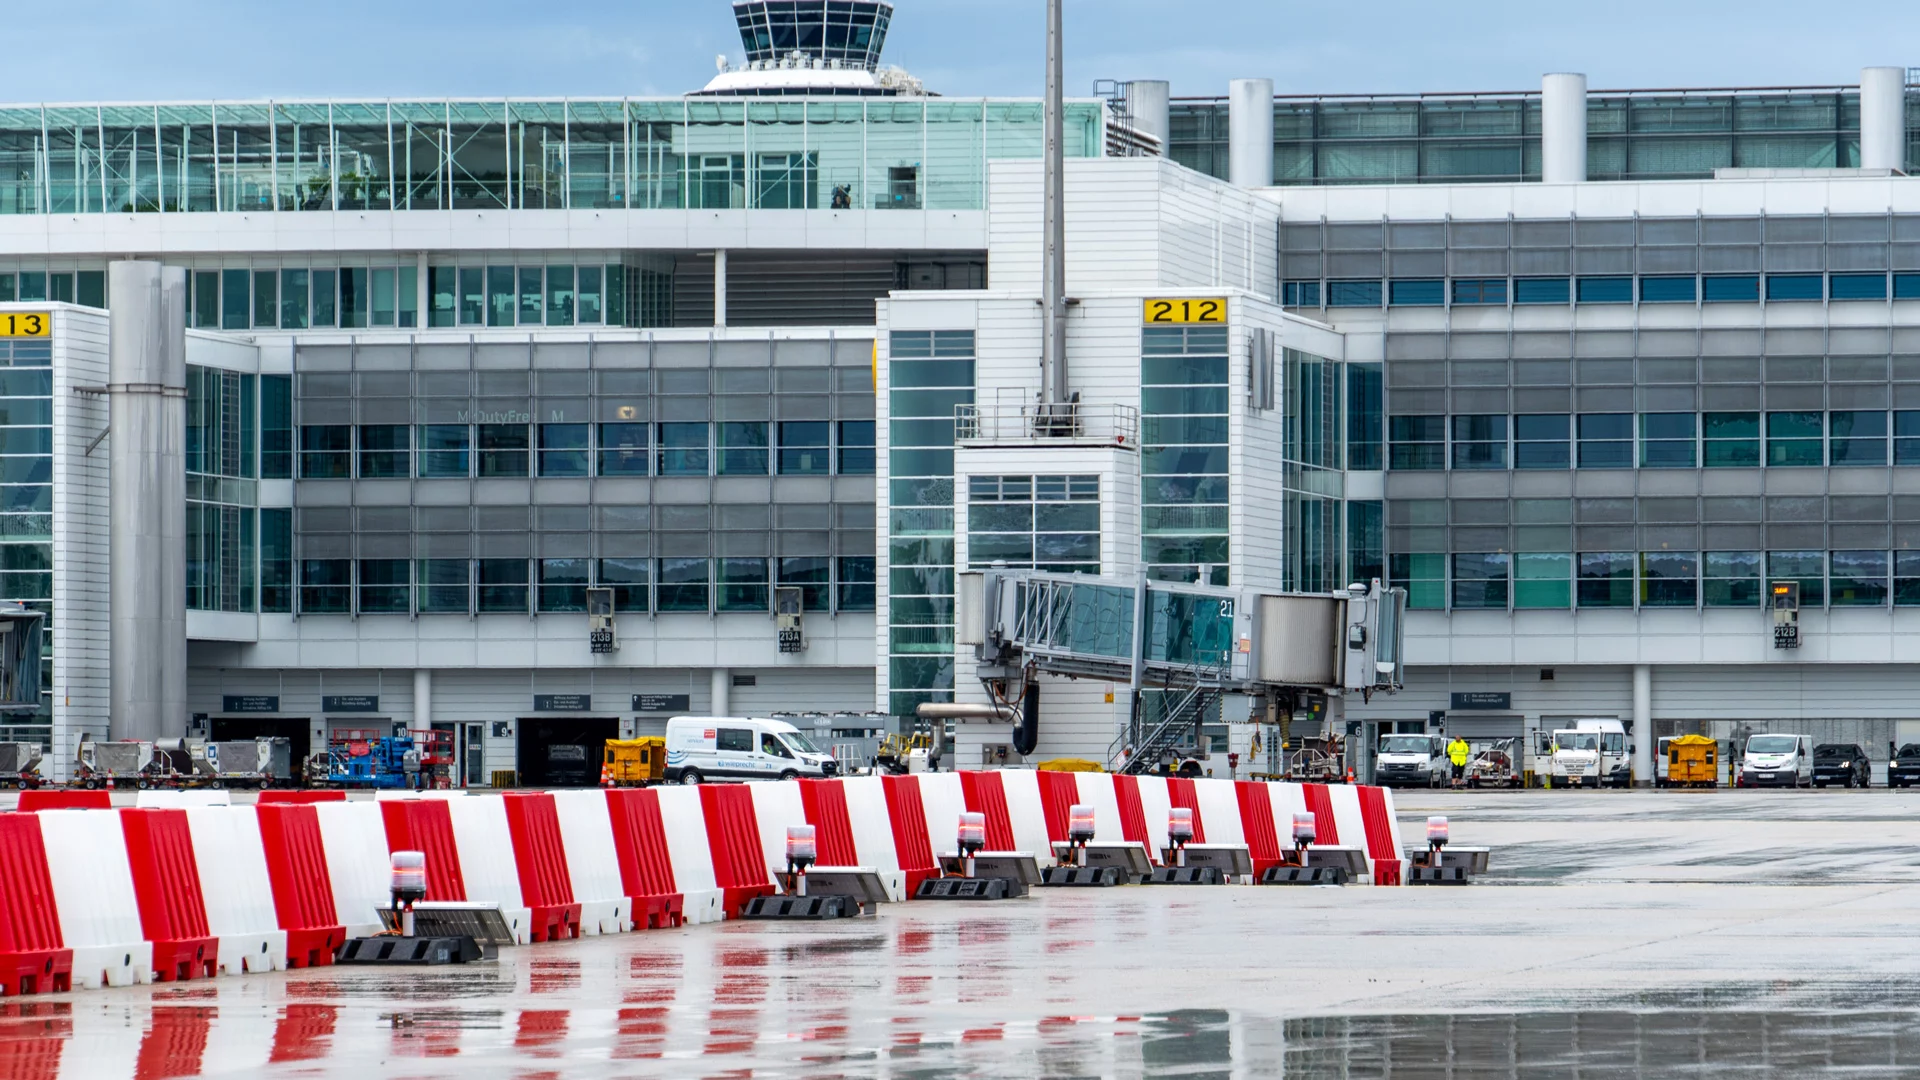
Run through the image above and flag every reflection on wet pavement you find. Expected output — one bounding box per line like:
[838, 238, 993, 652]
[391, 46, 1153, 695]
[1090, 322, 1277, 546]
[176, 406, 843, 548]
[12, 791, 1920, 1077]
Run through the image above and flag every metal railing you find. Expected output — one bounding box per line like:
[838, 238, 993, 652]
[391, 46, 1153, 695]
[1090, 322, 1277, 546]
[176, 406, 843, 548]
[1109, 652, 1230, 775]
[954, 400, 1138, 448]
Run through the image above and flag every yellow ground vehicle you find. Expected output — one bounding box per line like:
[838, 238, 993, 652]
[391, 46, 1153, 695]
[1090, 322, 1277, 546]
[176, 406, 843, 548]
[1660, 733, 1718, 788]
[877, 731, 934, 774]
[601, 737, 665, 787]
[1036, 758, 1103, 772]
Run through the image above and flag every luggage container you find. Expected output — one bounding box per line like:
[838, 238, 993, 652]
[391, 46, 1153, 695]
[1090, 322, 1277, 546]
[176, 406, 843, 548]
[0, 742, 43, 788]
[74, 739, 154, 789]
[1660, 734, 1718, 788]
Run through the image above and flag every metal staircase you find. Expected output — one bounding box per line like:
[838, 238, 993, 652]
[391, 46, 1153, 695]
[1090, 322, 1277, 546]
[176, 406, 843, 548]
[1109, 655, 1228, 775]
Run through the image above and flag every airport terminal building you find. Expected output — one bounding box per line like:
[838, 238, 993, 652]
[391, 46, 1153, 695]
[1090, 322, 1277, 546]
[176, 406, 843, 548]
[6, 0, 1920, 778]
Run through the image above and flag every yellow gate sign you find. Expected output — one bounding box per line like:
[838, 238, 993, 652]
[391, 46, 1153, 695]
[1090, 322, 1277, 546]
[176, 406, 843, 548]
[1142, 297, 1226, 325]
[0, 313, 49, 337]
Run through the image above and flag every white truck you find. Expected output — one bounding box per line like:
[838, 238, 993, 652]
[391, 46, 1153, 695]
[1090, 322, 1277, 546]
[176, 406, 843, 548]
[1540, 718, 1632, 788]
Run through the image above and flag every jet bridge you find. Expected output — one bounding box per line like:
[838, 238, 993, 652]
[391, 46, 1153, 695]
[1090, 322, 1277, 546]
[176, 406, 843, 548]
[953, 571, 1404, 772]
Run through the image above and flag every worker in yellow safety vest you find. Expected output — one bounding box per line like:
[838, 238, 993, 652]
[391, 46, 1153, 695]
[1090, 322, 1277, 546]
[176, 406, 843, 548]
[1447, 735, 1471, 787]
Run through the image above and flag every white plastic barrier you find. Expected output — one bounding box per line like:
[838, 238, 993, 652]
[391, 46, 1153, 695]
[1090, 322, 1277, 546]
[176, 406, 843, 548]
[184, 806, 287, 975]
[840, 776, 907, 901]
[1191, 778, 1246, 847]
[1375, 785, 1406, 860]
[444, 794, 531, 944]
[994, 769, 1055, 867]
[196, 1007, 278, 1078]
[550, 789, 632, 935]
[134, 790, 232, 808]
[650, 785, 723, 925]
[1132, 775, 1174, 860]
[1264, 781, 1308, 851]
[38, 809, 151, 989]
[314, 801, 393, 938]
[54, 1010, 145, 1080]
[1326, 784, 1370, 856]
[1072, 771, 1126, 843]
[746, 780, 808, 889]
[914, 772, 967, 857]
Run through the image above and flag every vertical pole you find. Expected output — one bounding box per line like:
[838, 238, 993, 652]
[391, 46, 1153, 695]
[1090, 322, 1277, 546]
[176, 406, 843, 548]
[713, 248, 728, 328]
[711, 667, 731, 716]
[1042, 0, 1067, 404]
[1632, 664, 1652, 788]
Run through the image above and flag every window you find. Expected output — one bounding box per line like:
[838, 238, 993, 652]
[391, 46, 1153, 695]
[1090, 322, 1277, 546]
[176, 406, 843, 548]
[1514, 414, 1570, 469]
[1327, 280, 1382, 307]
[458, 267, 484, 325]
[1703, 551, 1760, 607]
[1387, 279, 1441, 306]
[260, 375, 292, 478]
[1640, 276, 1695, 303]
[968, 474, 1100, 573]
[537, 558, 589, 612]
[1576, 277, 1632, 303]
[837, 420, 875, 474]
[717, 422, 769, 475]
[252, 270, 278, 328]
[486, 266, 514, 326]
[428, 266, 456, 327]
[1639, 413, 1696, 467]
[658, 423, 710, 476]
[1830, 273, 1887, 301]
[657, 557, 710, 612]
[260, 508, 292, 612]
[718, 557, 770, 612]
[1702, 275, 1758, 302]
[415, 559, 468, 613]
[1346, 363, 1383, 470]
[300, 559, 350, 613]
[778, 556, 830, 613]
[578, 266, 603, 324]
[476, 424, 530, 477]
[1766, 274, 1822, 301]
[339, 267, 369, 328]
[298, 425, 351, 478]
[597, 423, 649, 476]
[1900, 412, 1920, 465]
[1767, 550, 1824, 607]
[518, 267, 543, 325]
[1577, 552, 1633, 607]
[1896, 274, 1920, 300]
[1450, 415, 1506, 469]
[1389, 552, 1445, 610]
[1703, 412, 1760, 467]
[536, 423, 590, 477]
[1640, 552, 1698, 607]
[830, 556, 874, 611]
[1576, 414, 1631, 468]
[1451, 553, 1509, 609]
[1830, 550, 1888, 606]
[357, 425, 409, 478]
[418, 425, 470, 477]
[716, 728, 752, 753]
[279, 269, 309, 330]
[358, 559, 409, 613]
[1388, 416, 1444, 470]
[777, 421, 831, 475]
[311, 269, 337, 327]
[1514, 552, 1571, 608]
[1766, 412, 1822, 466]
[1829, 411, 1887, 466]
[1514, 277, 1570, 305]
[597, 557, 649, 612]
[1281, 281, 1322, 307]
[1451, 279, 1507, 305]
[477, 558, 529, 613]
[1897, 552, 1920, 606]
[546, 265, 575, 326]
[221, 268, 249, 330]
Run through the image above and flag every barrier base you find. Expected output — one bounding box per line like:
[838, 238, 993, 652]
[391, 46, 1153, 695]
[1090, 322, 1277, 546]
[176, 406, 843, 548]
[150, 938, 219, 982]
[914, 877, 1013, 900]
[1039, 866, 1123, 887]
[0, 950, 71, 996]
[1409, 866, 1472, 886]
[527, 904, 583, 943]
[1142, 867, 1224, 886]
[285, 927, 346, 969]
[336, 936, 483, 965]
[633, 894, 684, 929]
[1261, 866, 1348, 886]
[741, 895, 858, 920]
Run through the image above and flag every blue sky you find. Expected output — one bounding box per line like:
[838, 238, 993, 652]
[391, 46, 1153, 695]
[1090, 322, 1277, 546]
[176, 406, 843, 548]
[6, 1, 1918, 102]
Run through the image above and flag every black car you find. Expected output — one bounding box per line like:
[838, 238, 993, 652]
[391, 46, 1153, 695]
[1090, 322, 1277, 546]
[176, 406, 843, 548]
[1812, 743, 1870, 788]
[1889, 744, 1920, 788]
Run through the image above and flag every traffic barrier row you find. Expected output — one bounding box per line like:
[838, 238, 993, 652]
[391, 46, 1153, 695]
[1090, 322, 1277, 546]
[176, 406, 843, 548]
[0, 773, 1401, 995]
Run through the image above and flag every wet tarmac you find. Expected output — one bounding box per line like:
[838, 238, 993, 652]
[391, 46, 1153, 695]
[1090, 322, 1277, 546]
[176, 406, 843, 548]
[20, 789, 1920, 1077]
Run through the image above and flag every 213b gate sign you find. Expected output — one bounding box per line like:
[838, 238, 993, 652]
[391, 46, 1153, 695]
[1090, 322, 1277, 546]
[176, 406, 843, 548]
[1142, 297, 1226, 324]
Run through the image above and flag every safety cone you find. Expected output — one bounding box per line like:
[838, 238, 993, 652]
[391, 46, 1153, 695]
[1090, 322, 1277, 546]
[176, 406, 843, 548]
[600, 762, 614, 788]
[1345, 766, 1355, 784]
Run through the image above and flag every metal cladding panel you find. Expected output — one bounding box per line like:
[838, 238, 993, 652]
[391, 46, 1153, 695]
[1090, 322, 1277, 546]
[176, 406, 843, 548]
[1071, 771, 1125, 843]
[502, 794, 577, 909]
[1234, 781, 1283, 875]
[549, 789, 629, 935]
[118, 809, 211, 942]
[1164, 777, 1207, 844]
[797, 779, 861, 867]
[1301, 784, 1341, 846]
[1256, 595, 1340, 686]
[17, 791, 110, 812]
[1035, 770, 1080, 842]
[0, 814, 63, 952]
[183, 806, 285, 975]
[745, 780, 808, 887]
[313, 802, 392, 938]
[957, 770, 1017, 851]
[377, 799, 467, 901]
[878, 774, 937, 887]
[605, 788, 680, 898]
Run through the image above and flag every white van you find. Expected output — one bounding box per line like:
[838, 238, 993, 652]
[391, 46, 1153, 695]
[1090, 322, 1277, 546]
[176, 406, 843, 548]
[1740, 733, 1812, 788]
[663, 716, 837, 784]
[1371, 733, 1448, 788]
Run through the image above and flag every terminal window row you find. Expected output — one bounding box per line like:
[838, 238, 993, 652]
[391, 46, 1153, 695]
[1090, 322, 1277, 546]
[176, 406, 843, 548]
[297, 420, 875, 479]
[1393, 549, 1920, 611]
[1282, 272, 1920, 309]
[185, 264, 631, 331]
[288, 555, 876, 616]
[1389, 411, 1920, 470]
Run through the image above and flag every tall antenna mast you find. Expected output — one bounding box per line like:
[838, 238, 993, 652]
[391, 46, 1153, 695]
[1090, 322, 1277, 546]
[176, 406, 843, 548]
[1042, 0, 1067, 405]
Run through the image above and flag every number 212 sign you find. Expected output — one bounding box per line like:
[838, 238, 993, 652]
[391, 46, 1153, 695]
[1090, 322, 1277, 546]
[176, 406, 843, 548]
[1142, 298, 1225, 324]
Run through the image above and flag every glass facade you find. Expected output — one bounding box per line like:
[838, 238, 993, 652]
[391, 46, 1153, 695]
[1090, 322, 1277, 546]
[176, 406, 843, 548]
[0, 99, 1101, 217]
[886, 329, 973, 718]
[1282, 347, 1342, 592]
[0, 340, 50, 739]
[1141, 326, 1229, 584]
[1384, 410, 1920, 472]
[966, 475, 1099, 574]
[185, 366, 259, 613]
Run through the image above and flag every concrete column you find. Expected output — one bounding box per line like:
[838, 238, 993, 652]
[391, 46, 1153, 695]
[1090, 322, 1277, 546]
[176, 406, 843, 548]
[412, 668, 432, 734]
[1861, 67, 1907, 172]
[1632, 664, 1652, 787]
[710, 667, 731, 716]
[109, 261, 187, 742]
[414, 252, 430, 328]
[713, 249, 727, 328]
[1125, 80, 1171, 155]
[1541, 73, 1588, 184]
[1227, 78, 1274, 188]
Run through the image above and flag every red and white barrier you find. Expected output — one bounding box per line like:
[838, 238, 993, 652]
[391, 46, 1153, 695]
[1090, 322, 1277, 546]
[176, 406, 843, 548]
[443, 795, 532, 944]
[38, 809, 150, 988]
[651, 786, 724, 925]
[184, 805, 285, 975]
[549, 790, 632, 935]
[314, 801, 392, 938]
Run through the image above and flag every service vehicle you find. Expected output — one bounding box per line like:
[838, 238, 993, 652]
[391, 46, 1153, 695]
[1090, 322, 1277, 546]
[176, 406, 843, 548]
[1464, 738, 1523, 788]
[1371, 733, 1447, 788]
[1544, 729, 1603, 788]
[1567, 718, 1632, 787]
[1889, 743, 1920, 788]
[601, 737, 665, 787]
[1658, 734, 1719, 788]
[1740, 733, 1813, 788]
[1812, 742, 1870, 788]
[664, 716, 838, 784]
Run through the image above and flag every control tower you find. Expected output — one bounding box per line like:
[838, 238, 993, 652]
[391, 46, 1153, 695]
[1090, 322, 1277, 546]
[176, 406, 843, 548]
[697, 0, 924, 96]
